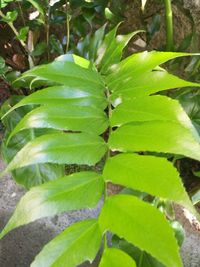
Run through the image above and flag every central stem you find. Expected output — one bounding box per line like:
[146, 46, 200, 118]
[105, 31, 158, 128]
[164, 0, 174, 51]
[103, 86, 112, 249]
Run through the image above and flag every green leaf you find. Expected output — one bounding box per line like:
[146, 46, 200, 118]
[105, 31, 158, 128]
[7, 104, 109, 142]
[2, 133, 107, 174]
[110, 70, 200, 99]
[2, 11, 18, 23]
[96, 24, 141, 74]
[111, 95, 194, 128]
[2, 129, 64, 188]
[1, 96, 64, 188]
[109, 121, 200, 162]
[31, 219, 102, 267]
[1, 85, 108, 119]
[49, 34, 64, 55]
[170, 221, 185, 247]
[0, 56, 8, 76]
[178, 92, 200, 134]
[18, 59, 104, 89]
[99, 194, 183, 267]
[31, 42, 47, 57]
[17, 27, 29, 42]
[103, 153, 193, 212]
[0, 172, 104, 239]
[0, 0, 13, 8]
[89, 24, 106, 62]
[99, 248, 136, 267]
[106, 51, 194, 87]
[112, 236, 165, 267]
[0, 56, 5, 69]
[96, 24, 119, 66]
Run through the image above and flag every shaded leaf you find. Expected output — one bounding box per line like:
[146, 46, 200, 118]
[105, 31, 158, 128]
[178, 92, 200, 134]
[89, 24, 106, 61]
[96, 24, 141, 74]
[1, 97, 64, 188]
[112, 236, 165, 267]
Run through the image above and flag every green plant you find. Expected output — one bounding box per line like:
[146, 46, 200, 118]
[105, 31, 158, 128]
[0, 0, 110, 66]
[1, 26, 200, 266]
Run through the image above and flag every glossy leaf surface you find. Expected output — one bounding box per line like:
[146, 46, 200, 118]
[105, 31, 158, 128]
[99, 248, 136, 267]
[109, 121, 200, 161]
[103, 153, 193, 210]
[111, 95, 193, 128]
[31, 219, 102, 267]
[99, 194, 182, 267]
[0, 172, 104, 239]
[110, 70, 200, 99]
[2, 133, 107, 174]
[106, 51, 191, 85]
[21, 59, 104, 88]
[2, 85, 107, 119]
[8, 104, 109, 142]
